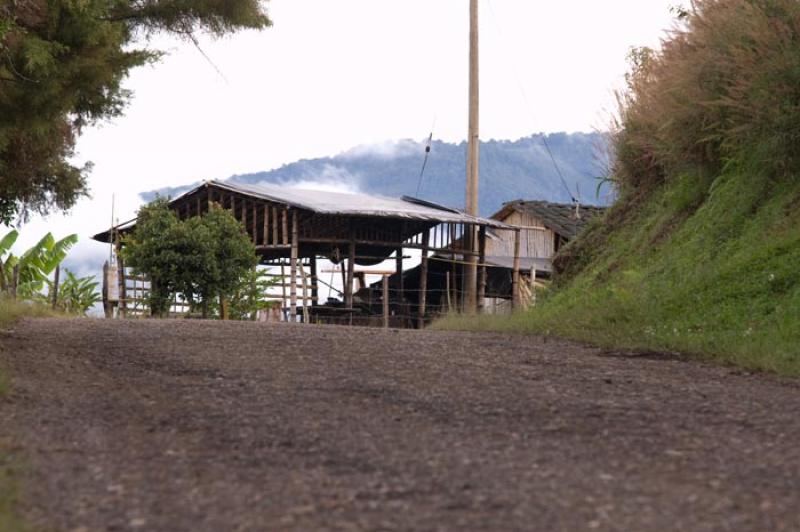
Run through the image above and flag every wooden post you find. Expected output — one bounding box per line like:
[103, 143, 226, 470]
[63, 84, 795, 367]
[310, 256, 319, 307]
[280, 262, 287, 321]
[282, 209, 289, 246]
[300, 263, 309, 324]
[272, 207, 279, 245]
[51, 264, 60, 310]
[478, 225, 487, 313]
[220, 295, 228, 320]
[290, 210, 298, 323]
[382, 275, 389, 329]
[511, 228, 521, 311]
[268, 205, 269, 246]
[242, 201, 248, 235]
[395, 248, 404, 304]
[530, 267, 537, 307]
[115, 240, 127, 318]
[464, 0, 480, 314]
[252, 203, 258, 245]
[10, 264, 19, 301]
[418, 228, 430, 328]
[102, 261, 112, 318]
[345, 239, 355, 309]
[446, 271, 452, 312]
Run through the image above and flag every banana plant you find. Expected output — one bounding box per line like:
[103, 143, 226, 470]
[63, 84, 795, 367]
[48, 269, 102, 315]
[1, 230, 78, 299]
[0, 230, 18, 291]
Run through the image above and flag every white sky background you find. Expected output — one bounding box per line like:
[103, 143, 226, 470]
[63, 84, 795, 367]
[9, 0, 680, 288]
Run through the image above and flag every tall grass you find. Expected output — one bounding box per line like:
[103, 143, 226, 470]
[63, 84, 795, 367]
[613, 0, 800, 193]
[0, 297, 59, 331]
[439, 0, 800, 376]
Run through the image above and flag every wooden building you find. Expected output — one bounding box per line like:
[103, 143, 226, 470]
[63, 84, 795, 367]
[93, 180, 514, 326]
[371, 199, 606, 315]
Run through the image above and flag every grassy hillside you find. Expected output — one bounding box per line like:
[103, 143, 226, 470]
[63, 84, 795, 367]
[438, 162, 800, 374]
[438, 0, 800, 375]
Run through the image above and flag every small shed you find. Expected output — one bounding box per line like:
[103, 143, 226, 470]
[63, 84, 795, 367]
[487, 200, 607, 264]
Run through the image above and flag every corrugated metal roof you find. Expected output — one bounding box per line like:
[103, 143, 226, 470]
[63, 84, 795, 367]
[186, 180, 511, 228]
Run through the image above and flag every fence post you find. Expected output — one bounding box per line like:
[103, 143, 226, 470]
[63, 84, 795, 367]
[382, 274, 389, 328]
[418, 228, 430, 328]
[11, 264, 19, 300]
[51, 264, 60, 310]
[511, 228, 521, 311]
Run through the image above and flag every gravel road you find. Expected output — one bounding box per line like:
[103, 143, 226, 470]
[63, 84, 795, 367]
[0, 318, 798, 531]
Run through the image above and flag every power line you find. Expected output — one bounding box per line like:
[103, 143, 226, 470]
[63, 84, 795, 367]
[485, 0, 577, 204]
[415, 132, 433, 197]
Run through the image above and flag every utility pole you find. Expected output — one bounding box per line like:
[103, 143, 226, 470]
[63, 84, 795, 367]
[464, 0, 479, 314]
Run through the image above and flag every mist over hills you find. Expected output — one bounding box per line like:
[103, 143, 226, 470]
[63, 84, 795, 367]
[144, 132, 612, 216]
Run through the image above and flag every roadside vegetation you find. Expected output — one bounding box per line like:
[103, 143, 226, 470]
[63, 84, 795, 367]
[438, 0, 800, 376]
[124, 199, 275, 319]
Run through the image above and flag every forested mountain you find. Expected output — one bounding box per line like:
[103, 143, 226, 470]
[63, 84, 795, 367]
[145, 132, 611, 216]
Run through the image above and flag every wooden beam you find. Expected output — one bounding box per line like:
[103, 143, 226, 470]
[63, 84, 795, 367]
[345, 239, 355, 310]
[418, 228, 430, 328]
[268, 205, 269, 246]
[290, 211, 299, 322]
[478, 225, 487, 313]
[272, 206, 279, 245]
[382, 275, 389, 329]
[282, 209, 289, 246]
[310, 256, 319, 307]
[396, 247, 404, 305]
[252, 202, 258, 245]
[512, 228, 521, 311]
[115, 239, 127, 318]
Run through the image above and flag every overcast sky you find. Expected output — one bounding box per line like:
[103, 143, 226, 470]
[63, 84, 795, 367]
[11, 0, 680, 274]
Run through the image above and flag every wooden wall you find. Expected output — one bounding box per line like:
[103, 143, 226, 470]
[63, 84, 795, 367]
[485, 211, 556, 259]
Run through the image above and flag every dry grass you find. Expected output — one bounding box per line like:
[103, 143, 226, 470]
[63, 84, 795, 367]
[0, 298, 60, 332]
[613, 0, 800, 193]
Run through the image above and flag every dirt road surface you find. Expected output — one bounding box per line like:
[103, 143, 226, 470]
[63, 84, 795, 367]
[0, 318, 798, 531]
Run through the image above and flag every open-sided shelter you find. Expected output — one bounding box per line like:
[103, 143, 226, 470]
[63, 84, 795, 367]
[93, 180, 515, 325]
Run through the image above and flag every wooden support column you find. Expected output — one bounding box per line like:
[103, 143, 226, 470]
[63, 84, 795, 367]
[511, 228, 521, 311]
[478, 225, 487, 312]
[268, 205, 269, 246]
[418, 228, 430, 328]
[345, 239, 355, 309]
[51, 264, 60, 310]
[115, 239, 127, 318]
[382, 275, 390, 328]
[290, 210, 298, 322]
[282, 210, 289, 245]
[242, 201, 248, 234]
[310, 256, 319, 307]
[395, 247, 404, 304]
[272, 207, 279, 245]
[252, 203, 258, 245]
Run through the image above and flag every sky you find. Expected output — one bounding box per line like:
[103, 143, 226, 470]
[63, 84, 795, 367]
[9, 0, 680, 281]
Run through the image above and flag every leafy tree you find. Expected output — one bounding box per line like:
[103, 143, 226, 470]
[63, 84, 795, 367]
[226, 267, 279, 320]
[124, 199, 257, 318]
[0, 0, 271, 223]
[122, 198, 183, 316]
